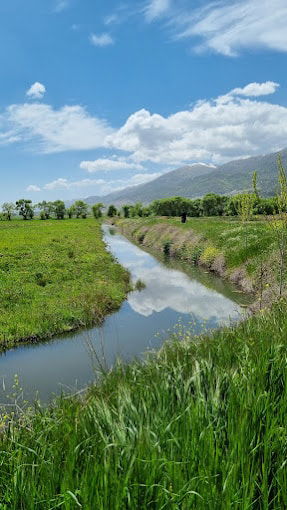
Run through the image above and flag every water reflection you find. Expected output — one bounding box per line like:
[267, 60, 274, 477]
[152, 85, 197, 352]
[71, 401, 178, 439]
[104, 226, 243, 322]
[0, 225, 250, 404]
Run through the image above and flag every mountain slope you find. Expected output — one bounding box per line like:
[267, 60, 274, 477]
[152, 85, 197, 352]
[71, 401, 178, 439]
[84, 164, 215, 205]
[84, 148, 287, 206]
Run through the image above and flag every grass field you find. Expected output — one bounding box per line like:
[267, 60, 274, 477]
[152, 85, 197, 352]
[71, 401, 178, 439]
[119, 216, 275, 269]
[1, 299, 287, 509]
[0, 219, 130, 348]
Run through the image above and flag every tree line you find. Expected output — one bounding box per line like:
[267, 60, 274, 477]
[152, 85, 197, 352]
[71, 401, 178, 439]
[0, 199, 91, 221]
[0, 193, 282, 222]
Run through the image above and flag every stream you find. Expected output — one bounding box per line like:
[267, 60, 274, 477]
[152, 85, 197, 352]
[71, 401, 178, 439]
[0, 224, 251, 404]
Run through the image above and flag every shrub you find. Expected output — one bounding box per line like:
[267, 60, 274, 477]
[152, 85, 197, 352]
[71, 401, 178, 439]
[163, 240, 172, 256]
[199, 245, 221, 267]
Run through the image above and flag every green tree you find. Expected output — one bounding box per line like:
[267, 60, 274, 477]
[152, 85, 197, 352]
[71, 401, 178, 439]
[15, 199, 34, 220]
[122, 205, 131, 218]
[2, 202, 15, 221]
[67, 205, 76, 219]
[74, 200, 88, 219]
[201, 193, 227, 216]
[92, 203, 104, 219]
[53, 200, 66, 220]
[252, 171, 259, 198]
[236, 193, 256, 251]
[107, 205, 117, 217]
[37, 201, 54, 220]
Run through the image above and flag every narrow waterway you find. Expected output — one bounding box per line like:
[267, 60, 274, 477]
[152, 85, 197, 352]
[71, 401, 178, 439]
[0, 225, 251, 404]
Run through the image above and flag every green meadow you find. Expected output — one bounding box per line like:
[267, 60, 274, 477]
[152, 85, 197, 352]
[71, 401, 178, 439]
[0, 218, 130, 348]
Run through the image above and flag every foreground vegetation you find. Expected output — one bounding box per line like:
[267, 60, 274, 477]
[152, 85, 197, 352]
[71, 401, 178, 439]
[0, 219, 130, 348]
[1, 300, 287, 508]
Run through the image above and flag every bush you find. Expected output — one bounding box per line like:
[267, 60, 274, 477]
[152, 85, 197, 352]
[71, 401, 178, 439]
[199, 245, 221, 267]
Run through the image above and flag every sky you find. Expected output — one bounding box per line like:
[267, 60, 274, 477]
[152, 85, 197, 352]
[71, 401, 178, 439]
[1, 0, 287, 202]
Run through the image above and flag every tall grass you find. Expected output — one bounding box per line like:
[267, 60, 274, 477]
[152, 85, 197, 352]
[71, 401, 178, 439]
[1, 300, 287, 508]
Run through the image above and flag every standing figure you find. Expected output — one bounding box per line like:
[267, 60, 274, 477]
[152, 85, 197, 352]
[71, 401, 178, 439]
[181, 212, 187, 223]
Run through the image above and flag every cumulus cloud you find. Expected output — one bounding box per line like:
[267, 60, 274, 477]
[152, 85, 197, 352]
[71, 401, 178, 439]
[106, 81, 286, 165]
[26, 82, 46, 100]
[43, 178, 106, 190]
[90, 33, 114, 47]
[32, 172, 161, 195]
[26, 184, 41, 192]
[145, 0, 171, 21]
[171, 0, 287, 56]
[80, 157, 143, 173]
[1, 81, 287, 167]
[5, 103, 112, 153]
[230, 81, 280, 97]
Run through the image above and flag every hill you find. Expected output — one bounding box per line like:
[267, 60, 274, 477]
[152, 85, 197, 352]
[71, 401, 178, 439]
[83, 148, 287, 206]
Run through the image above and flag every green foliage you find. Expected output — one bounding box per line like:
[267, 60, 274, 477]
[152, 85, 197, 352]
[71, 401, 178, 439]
[122, 204, 131, 218]
[151, 196, 201, 217]
[2, 301, 287, 508]
[1, 202, 15, 221]
[92, 203, 103, 219]
[252, 170, 259, 198]
[236, 193, 256, 222]
[74, 200, 89, 219]
[163, 239, 172, 255]
[37, 200, 54, 219]
[199, 245, 220, 267]
[201, 193, 227, 216]
[15, 199, 34, 220]
[53, 200, 66, 220]
[0, 219, 130, 347]
[130, 202, 144, 217]
[66, 205, 76, 218]
[107, 204, 117, 217]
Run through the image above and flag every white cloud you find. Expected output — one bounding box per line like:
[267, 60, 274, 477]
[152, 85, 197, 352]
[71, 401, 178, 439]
[1, 81, 287, 167]
[172, 0, 287, 56]
[145, 0, 171, 21]
[216, 81, 280, 105]
[26, 82, 46, 100]
[90, 33, 114, 47]
[230, 81, 280, 97]
[34, 172, 162, 195]
[43, 178, 106, 190]
[26, 184, 41, 192]
[106, 81, 287, 165]
[5, 103, 112, 153]
[80, 157, 143, 173]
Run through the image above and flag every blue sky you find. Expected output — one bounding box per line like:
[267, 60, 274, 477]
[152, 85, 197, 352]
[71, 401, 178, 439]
[1, 0, 287, 202]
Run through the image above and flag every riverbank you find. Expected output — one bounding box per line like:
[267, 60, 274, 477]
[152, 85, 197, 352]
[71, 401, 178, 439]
[0, 219, 130, 349]
[1, 297, 287, 508]
[116, 216, 280, 306]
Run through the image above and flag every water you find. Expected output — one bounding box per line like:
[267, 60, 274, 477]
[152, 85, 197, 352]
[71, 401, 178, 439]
[0, 225, 251, 404]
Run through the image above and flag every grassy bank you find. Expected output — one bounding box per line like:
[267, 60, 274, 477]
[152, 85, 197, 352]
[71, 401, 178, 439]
[117, 216, 279, 299]
[0, 219, 130, 348]
[1, 299, 287, 508]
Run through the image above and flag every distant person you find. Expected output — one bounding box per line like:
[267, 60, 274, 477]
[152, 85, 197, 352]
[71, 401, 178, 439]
[181, 212, 187, 223]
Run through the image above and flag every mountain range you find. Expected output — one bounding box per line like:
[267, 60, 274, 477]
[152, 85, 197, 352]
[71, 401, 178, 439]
[82, 148, 287, 206]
